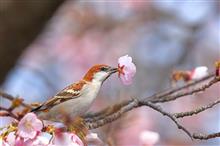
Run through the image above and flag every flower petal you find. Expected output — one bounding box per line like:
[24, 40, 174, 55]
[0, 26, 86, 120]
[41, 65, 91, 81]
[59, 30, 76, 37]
[52, 132, 83, 146]
[17, 113, 43, 139]
[33, 119, 43, 131]
[191, 66, 208, 80]
[118, 55, 136, 85]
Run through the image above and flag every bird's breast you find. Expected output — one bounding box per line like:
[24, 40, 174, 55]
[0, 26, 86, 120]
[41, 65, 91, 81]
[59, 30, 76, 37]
[38, 82, 101, 122]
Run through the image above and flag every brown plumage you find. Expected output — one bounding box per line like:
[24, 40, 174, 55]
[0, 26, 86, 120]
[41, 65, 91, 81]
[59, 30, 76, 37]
[31, 80, 86, 113]
[83, 64, 110, 81]
[31, 64, 117, 122]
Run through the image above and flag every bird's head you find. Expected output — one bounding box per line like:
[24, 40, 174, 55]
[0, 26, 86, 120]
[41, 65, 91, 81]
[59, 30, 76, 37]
[83, 64, 118, 83]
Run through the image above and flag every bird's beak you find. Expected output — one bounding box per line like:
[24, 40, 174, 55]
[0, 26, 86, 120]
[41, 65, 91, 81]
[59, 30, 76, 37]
[108, 67, 118, 74]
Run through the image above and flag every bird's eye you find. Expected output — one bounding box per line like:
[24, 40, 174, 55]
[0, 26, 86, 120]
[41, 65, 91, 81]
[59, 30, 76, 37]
[100, 67, 108, 71]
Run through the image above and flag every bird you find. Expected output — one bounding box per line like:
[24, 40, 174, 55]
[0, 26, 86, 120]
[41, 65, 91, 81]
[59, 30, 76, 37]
[31, 64, 118, 122]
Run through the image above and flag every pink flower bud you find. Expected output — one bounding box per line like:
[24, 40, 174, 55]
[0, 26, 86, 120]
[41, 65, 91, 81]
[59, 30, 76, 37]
[118, 55, 136, 85]
[190, 66, 208, 80]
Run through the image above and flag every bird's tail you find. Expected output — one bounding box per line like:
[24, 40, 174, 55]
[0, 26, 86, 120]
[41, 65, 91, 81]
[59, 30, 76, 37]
[31, 105, 43, 113]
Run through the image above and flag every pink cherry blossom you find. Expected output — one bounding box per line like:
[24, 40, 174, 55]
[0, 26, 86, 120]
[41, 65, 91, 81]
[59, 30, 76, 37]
[139, 130, 159, 146]
[51, 132, 83, 146]
[118, 55, 136, 85]
[5, 131, 50, 146]
[190, 66, 208, 80]
[17, 113, 43, 139]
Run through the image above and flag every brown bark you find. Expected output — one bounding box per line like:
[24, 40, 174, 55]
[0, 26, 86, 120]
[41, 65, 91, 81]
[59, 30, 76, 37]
[0, 0, 64, 84]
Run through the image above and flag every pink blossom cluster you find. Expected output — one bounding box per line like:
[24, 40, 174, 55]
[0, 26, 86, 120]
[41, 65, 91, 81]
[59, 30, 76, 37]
[1, 113, 83, 146]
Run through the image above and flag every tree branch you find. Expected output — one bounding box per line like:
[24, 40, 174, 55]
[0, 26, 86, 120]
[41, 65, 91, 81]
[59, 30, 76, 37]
[1, 74, 219, 140]
[84, 99, 134, 122]
[0, 90, 31, 109]
[0, 106, 18, 120]
[86, 98, 139, 129]
[86, 99, 193, 139]
[147, 73, 215, 102]
[150, 76, 220, 103]
[193, 132, 220, 140]
[173, 98, 220, 118]
[139, 101, 193, 139]
[85, 74, 220, 140]
[85, 75, 219, 121]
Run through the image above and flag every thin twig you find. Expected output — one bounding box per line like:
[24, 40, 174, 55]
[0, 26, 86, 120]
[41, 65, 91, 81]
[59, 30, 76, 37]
[85, 75, 219, 121]
[151, 77, 220, 103]
[138, 101, 192, 139]
[86, 99, 193, 139]
[85, 75, 220, 140]
[1, 73, 219, 140]
[0, 106, 18, 119]
[147, 73, 215, 102]
[0, 90, 31, 108]
[193, 132, 220, 140]
[173, 99, 220, 118]
[86, 98, 139, 129]
[84, 99, 133, 122]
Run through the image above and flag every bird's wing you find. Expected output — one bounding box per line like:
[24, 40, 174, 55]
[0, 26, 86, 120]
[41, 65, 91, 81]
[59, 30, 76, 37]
[31, 80, 86, 112]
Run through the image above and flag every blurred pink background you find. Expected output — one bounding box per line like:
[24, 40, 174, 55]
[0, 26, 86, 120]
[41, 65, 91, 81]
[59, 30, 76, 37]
[1, 1, 219, 145]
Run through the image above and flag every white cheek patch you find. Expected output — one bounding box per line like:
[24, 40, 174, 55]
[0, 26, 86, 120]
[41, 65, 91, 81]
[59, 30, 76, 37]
[93, 72, 108, 82]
